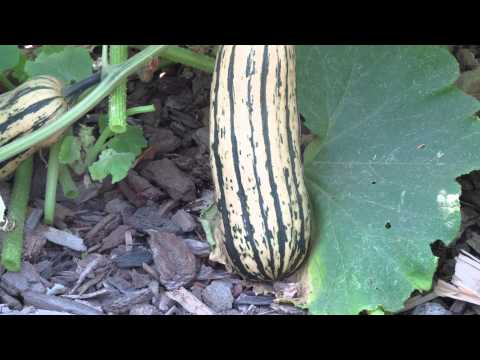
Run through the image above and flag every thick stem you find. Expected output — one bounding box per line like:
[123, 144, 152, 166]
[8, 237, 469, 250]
[108, 46, 128, 134]
[0, 156, 33, 272]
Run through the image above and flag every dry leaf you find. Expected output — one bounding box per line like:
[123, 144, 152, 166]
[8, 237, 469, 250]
[434, 250, 480, 306]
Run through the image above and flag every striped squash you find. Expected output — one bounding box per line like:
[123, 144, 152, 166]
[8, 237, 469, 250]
[0, 76, 68, 179]
[210, 45, 310, 281]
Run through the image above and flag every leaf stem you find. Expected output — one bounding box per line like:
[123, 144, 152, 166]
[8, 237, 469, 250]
[83, 126, 113, 171]
[131, 45, 215, 73]
[126, 105, 156, 117]
[162, 46, 215, 73]
[44, 140, 62, 225]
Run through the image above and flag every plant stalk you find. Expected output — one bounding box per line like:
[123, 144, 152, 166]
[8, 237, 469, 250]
[0, 156, 33, 272]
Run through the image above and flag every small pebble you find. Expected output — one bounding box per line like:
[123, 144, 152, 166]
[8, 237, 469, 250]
[129, 303, 161, 315]
[171, 209, 197, 233]
[46, 283, 67, 296]
[411, 302, 452, 315]
[201, 280, 234, 312]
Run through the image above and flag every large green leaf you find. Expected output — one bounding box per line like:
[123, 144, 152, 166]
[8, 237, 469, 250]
[25, 46, 92, 84]
[296, 45, 480, 315]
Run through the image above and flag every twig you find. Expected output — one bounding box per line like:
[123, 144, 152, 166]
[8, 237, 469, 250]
[69, 256, 102, 294]
[85, 213, 117, 241]
[63, 288, 110, 300]
[142, 262, 160, 282]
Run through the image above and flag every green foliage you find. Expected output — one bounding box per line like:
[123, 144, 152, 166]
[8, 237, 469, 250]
[296, 45, 480, 314]
[25, 46, 93, 84]
[11, 52, 28, 83]
[59, 135, 82, 165]
[78, 125, 96, 149]
[0, 45, 20, 72]
[107, 125, 147, 157]
[35, 45, 66, 55]
[89, 149, 136, 184]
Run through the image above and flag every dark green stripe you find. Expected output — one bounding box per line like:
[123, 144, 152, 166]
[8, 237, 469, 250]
[227, 46, 269, 280]
[246, 48, 276, 277]
[260, 45, 288, 279]
[283, 46, 307, 274]
[0, 86, 57, 112]
[0, 96, 62, 135]
[211, 46, 255, 279]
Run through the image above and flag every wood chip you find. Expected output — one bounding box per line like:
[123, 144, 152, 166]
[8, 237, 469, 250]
[77, 269, 110, 295]
[43, 227, 87, 252]
[158, 199, 179, 218]
[450, 300, 467, 314]
[166, 287, 214, 315]
[34, 199, 74, 220]
[22, 291, 103, 315]
[23, 232, 47, 261]
[142, 262, 160, 281]
[0, 286, 22, 310]
[102, 288, 153, 314]
[98, 225, 132, 252]
[85, 213, 118, 241]
[125, 230, 134, 252]
[118, 181, 145, 208]
[147, 231, 197, 290]
[70, 255, 103, 294]
[25, 208, 43, 234]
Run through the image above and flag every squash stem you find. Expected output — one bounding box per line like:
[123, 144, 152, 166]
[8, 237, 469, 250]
[108, 46, 129, 134]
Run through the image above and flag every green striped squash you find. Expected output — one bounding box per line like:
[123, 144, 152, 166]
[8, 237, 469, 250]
[210, 45, 311, 281]
[0, 76, 68, 179]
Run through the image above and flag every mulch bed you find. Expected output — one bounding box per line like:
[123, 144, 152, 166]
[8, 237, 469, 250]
[0, 45, 479, 315]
